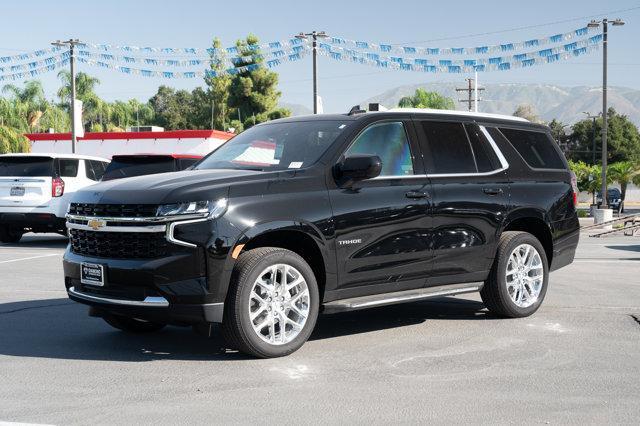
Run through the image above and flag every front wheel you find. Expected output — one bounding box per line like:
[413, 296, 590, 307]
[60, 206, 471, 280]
[222, 247, 319, 358]
[103, 314, 166, 333]
[481, 231, 549, 318]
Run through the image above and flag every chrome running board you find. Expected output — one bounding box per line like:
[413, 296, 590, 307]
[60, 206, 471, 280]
[68, 286, 169, 307]
[322, 282, 483, 314]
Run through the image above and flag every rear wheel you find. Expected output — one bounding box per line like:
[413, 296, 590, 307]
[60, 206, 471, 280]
[103, 314, 166, 333]
[481, 231, 549, 318]
[0, 226, 23, 243]
[222, 247, 319, 358]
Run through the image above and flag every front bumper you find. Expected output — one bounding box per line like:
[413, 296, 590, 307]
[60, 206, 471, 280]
[63, 248, 225, 324]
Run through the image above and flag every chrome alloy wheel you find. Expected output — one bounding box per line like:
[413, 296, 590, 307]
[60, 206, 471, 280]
[248, 264, 310, 345]
[505, 244, 544, 308]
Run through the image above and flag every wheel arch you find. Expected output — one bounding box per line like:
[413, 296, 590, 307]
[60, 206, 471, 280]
[229, 221, 334, 302]
[501, 211, 553, 266]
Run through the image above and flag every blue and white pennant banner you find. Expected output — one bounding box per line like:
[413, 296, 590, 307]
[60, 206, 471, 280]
[0, 47, 63, 64]
[75, 45, 309, 67]
[328, 26, 596, 56]
[0, 56, 69, 82]
[320, 43, 600, 73]
[320, 34, 603, 71]
[0, 52, 70, 74]
[76, 49, 308, 79]
[81, 38, 308, 56]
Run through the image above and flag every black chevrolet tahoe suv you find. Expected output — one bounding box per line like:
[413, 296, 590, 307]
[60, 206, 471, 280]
[63, 109, 580, 358]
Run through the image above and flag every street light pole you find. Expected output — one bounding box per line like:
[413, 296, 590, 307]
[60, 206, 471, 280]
[52, 39, 81, 154]
[296, 31, 328, 114]
[588, 18, 624, 209]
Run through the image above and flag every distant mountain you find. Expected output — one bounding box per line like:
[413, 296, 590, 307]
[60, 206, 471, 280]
[279, 102, 312, 117]
[363, 83, 640, 125]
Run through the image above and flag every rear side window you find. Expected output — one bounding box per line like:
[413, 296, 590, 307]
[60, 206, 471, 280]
[0, 157, 54, 176]
[85, 160, 106, 181]
[465, 124, 501, 172]
[346, 121, 414, 176]
[498, 127, 564, 169]
[57, 159, 79, 177]
[418, 121, 477, 174]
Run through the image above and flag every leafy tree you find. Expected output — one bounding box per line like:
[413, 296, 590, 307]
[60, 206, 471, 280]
[513, 104, 542, 123]
[204, 38, 232, 131]
[57, 71, 103, 131]
[568, 108, 640, 165]
[226, 34, 290, 131]
[398, 89, 455, 110]
[0, 125, 30, 153]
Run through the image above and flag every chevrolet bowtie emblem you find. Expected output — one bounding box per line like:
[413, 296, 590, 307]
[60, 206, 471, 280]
[87, 219, 106, 231]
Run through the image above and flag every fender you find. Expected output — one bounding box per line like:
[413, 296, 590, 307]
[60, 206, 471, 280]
[212, 219, 337, 303]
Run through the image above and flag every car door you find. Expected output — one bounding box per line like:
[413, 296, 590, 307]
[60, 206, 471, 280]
[415, 119, 509, 286]
[328, 119, 433, 299]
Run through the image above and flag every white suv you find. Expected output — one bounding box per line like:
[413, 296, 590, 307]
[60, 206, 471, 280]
[0, 153, 110, 243]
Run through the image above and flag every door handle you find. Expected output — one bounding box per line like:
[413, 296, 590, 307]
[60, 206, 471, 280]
[482, 188, 503, 196]
[405, 190, 430, 199]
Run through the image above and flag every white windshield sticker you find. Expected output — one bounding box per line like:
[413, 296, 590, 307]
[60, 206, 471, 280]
[338, 124, 346, 129]
[288, 162, 303, 169]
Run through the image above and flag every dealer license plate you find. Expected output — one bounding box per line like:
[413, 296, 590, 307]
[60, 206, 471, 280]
[81, 262, 104, 286]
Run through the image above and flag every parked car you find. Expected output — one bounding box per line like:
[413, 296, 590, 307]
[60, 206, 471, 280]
[596, 188, 623, 212]
[101, 154, 202, 181]
[0, 153, 109, 243]
[63, 109, 580, 358]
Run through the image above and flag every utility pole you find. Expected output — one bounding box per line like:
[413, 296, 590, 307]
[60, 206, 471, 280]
[51, 39, 81, 153]
[456, 78, 484, 112]
[582, 112, 601, 165]
[588, 18, 625, 209]
[295, 31, 328, 114]
[211, 99, 216, 130]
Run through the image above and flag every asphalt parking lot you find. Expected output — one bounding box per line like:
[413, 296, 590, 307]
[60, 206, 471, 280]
[1, 231, 639, 425]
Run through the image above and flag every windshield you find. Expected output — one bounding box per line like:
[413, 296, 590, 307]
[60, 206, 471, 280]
[196, 120, 350, 171]
[102, 157, 176, 181]
[0, 157, 54, 177]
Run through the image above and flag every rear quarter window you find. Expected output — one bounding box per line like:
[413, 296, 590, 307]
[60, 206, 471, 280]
[498, 127, 565, 169]
[57, 159, 79, 177]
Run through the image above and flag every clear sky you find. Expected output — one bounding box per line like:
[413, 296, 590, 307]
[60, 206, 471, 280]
[1, 0, 639, 113]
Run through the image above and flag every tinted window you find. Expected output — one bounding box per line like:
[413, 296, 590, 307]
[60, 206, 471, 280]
[465, 124, 501, 172]
[57, 159, 79, 177]
[102, 157, 176, 181]
[178, 158, 199, 170]
[419, 121, 476, 174]
[85, 160, 107, 181]
[498, 127, 564, 169]
[346, 122, 414, 176]
[197, 120, 349, 171]
[0, 157, 54, 177]
[93, 161, 108, 180]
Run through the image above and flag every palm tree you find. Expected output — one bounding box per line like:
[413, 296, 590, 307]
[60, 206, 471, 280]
[1, 80, 47, 132]
[609, 161, 639, 212]
[57, 71, 102, 130]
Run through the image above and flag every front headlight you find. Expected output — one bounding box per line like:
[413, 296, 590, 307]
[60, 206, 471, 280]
[156, 198, 228, 219]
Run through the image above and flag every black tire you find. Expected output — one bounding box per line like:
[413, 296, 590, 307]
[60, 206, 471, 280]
[221, 247, 320, 358]
[103, 314, 166, 333]
[481, 231, 549, 318]
[0, 226, 23, 243]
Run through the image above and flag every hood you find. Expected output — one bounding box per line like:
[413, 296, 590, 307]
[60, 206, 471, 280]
[72, 169, 277, 205]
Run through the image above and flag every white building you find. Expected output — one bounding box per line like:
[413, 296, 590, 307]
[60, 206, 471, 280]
[26, 129, 234, 159]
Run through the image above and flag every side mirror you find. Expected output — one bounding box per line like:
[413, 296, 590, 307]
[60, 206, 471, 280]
[335, 154, 382, 186]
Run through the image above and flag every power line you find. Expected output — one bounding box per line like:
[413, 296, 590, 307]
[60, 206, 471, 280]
[387, 5, 640, 45]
